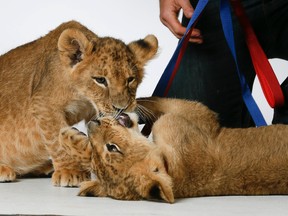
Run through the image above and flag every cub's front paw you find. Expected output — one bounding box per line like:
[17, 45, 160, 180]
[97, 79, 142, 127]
[59, 127, 88, 153]
[52, 169, 91, 187]
[59, 127, 91, 166]
[0, 164, 16, 182]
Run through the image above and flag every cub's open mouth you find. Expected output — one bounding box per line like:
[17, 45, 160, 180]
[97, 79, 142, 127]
[116, 113, 133, 128]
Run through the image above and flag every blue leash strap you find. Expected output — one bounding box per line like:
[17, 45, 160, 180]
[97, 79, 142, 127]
[144, 0, 266, 136]
[152, 0, 209, 96]
[141, 0, 209, 136]
[219, 0, 267, 126]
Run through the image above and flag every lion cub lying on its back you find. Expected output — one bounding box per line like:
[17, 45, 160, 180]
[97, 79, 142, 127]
[60, 97, 288, 203]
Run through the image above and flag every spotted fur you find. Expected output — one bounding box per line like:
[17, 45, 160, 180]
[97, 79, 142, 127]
[0, 21, 158, 186]
[61, 97, 288, 203]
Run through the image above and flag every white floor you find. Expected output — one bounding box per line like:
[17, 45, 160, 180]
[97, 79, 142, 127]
[0, 178, 287, 216]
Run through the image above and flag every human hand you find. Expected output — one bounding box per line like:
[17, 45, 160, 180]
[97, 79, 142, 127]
[159, 0, 203, 43]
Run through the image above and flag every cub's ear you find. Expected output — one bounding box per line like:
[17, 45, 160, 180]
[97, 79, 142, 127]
[78, 180, 107, 197]
[58, 28, 94, 68]
[145, 176, 174, 203]
[128, 34, 158, 66]
[133, 165, 174, 203]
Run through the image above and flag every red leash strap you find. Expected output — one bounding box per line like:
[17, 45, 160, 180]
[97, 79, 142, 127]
[163, 28, 194, 96]
[230, 0, 284, 108]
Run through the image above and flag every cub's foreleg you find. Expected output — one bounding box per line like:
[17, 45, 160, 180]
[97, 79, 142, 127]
[51, 127, 92, 187]
[137, 96, 220, 136]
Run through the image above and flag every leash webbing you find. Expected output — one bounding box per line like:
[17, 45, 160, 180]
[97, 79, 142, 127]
[229, 0, 284, 108]
[143, 0, 284, 134]
[141, 0, 209, 137]
[220, 0, 267, 126]
[152, 0, 209, 97]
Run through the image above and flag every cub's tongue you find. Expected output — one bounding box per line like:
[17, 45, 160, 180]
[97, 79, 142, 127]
[117, 113, 132, 128]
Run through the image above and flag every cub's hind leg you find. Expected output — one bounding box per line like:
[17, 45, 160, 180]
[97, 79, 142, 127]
[0, 164, 16, 182]
[51, 127, 92, 187]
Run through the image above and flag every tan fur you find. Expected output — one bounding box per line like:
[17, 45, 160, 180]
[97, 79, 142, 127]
[60, 96, 288, 203]
[0, 21, 158, 186]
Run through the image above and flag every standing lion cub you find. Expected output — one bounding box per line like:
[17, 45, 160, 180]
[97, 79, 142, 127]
[60, 97, 288, 203]
[0, 21, 158, 186]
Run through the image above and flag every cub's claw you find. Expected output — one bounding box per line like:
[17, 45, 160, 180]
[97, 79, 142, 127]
[52, 169, 91, 187]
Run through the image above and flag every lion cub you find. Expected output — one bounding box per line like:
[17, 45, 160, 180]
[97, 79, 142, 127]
[0, 21, 158, 186]
[60, 97, 288, 203]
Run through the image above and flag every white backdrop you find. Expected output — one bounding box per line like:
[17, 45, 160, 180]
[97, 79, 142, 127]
[1, 0, 287, 124]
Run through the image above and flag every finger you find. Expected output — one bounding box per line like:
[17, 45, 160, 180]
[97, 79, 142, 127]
[188, 29, 203, 43]
[160, 13, 202, 42]
[188, 36, 203, 44]
[165, 18, 187, 38]
[159, 0, 203, 43]
[164, 19, 203, 44]
[181, 0, 194, 18]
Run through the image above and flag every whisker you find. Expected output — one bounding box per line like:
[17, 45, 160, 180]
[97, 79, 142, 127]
[136, 98, 159, 104]
[124, 97, 135, 112]
[130, 64, 138, 72]
[136, 104, 157, 125]
[89, 110, 107, 123]
[113, 108, 123, 120]
[136, 98, 160, 122]
[90, 113, 100, 121]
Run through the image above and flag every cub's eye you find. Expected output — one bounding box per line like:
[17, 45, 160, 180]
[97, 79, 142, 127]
[106, 143, 122, 154]
[92, 76, 107, 87]
[127, 77, 135, 84]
